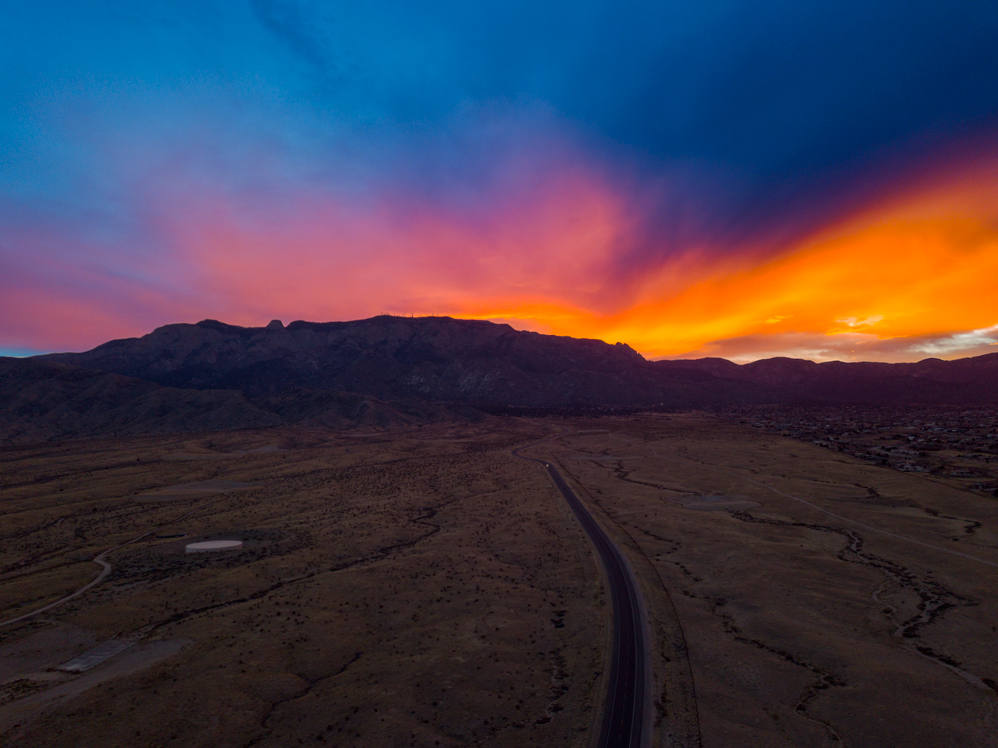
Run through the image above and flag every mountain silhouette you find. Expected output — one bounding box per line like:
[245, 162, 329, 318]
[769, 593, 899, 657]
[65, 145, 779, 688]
[3, 315, 995, 443]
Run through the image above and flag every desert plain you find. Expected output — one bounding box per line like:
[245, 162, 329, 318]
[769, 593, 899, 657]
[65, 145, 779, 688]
[1, 413, 996, 747]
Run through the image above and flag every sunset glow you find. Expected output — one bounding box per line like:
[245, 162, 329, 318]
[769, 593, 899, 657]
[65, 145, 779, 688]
[2, 2, 998, 361]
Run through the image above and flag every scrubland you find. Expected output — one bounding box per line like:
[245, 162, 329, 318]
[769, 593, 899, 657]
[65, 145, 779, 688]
[0, 422, 603, 747]
[529, 413, 998, 748]
[3, 412, 997, 748]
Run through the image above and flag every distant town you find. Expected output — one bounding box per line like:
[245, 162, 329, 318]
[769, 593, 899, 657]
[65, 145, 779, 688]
[724, 405, 998, 495]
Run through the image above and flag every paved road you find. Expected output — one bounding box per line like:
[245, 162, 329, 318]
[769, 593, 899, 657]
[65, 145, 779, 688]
[514, 445, 645, 748]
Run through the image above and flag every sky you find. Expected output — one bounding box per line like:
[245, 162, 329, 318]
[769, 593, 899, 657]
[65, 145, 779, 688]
[2, 1, 998, 362]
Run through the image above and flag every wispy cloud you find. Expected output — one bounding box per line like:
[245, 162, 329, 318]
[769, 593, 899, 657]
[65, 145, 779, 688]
[665, 324, 998, 364]
[836, 314, 883, 327]
[908, 323, 998, 355]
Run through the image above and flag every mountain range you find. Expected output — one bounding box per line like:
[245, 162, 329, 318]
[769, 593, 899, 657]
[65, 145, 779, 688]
[2, 315, 996, 443]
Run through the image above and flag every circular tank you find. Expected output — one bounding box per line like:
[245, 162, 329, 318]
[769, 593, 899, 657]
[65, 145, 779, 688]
[185, 540, 243, 553]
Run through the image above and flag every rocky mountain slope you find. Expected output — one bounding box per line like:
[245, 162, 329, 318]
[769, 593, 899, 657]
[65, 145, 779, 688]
[38, 317, 758, 407]
[6, 315, 996, 443]
[0, 355, 464, 444]
[42, 316, 998, 408]
[660, 353, 998, 404]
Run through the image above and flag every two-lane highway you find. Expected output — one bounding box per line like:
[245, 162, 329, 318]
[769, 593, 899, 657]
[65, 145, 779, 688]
[514, 444, 646, 748]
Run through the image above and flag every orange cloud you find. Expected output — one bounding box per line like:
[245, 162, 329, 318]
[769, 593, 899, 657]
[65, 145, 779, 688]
[472, 156, 998, 360]
[153, 150, 998, 362]
[6, 145, 996, 363]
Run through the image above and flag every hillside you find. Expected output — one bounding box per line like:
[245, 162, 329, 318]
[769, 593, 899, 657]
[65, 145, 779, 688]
[42, 316, 998, 408]
[0, 356, 466, 444]
[6, 315, 994, 444]
[40, 316, 768, 408]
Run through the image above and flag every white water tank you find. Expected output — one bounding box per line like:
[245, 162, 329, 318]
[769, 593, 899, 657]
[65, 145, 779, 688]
[185, 540, 243, 553]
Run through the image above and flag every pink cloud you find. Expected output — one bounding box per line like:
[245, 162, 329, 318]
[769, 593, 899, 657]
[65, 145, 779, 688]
[156, 158, 636, 325]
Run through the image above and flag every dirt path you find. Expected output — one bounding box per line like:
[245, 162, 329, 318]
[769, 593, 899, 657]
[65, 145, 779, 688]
[0, 495, 230, 629]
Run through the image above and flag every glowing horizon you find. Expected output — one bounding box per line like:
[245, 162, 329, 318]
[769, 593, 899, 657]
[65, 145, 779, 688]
[2, 2, 998, 362]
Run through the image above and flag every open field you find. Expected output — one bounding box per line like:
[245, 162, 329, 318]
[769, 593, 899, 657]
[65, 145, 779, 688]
[524, 414, 998, 748]
[2, 413, 997, 747]
[0, 422, 605, 747]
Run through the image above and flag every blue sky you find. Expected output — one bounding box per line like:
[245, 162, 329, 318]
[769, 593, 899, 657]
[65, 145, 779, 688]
[2, 1, 998, 360]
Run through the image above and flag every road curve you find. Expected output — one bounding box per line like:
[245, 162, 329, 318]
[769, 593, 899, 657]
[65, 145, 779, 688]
[514, 443, 645, 748]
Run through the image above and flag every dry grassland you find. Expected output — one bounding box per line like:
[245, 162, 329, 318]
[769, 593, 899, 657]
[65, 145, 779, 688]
[528, 413, 998, 748]
[5, 412, 997, 748]
[0, 421, 605, 748]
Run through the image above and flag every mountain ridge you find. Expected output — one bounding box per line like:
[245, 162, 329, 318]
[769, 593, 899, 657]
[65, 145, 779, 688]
[4, 315, 995, 444]
[40, 316, 706, 407]
[40, 315, 998, 406]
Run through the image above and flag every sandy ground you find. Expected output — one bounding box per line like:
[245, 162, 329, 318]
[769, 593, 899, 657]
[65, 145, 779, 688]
[0, 638, 191, 733]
